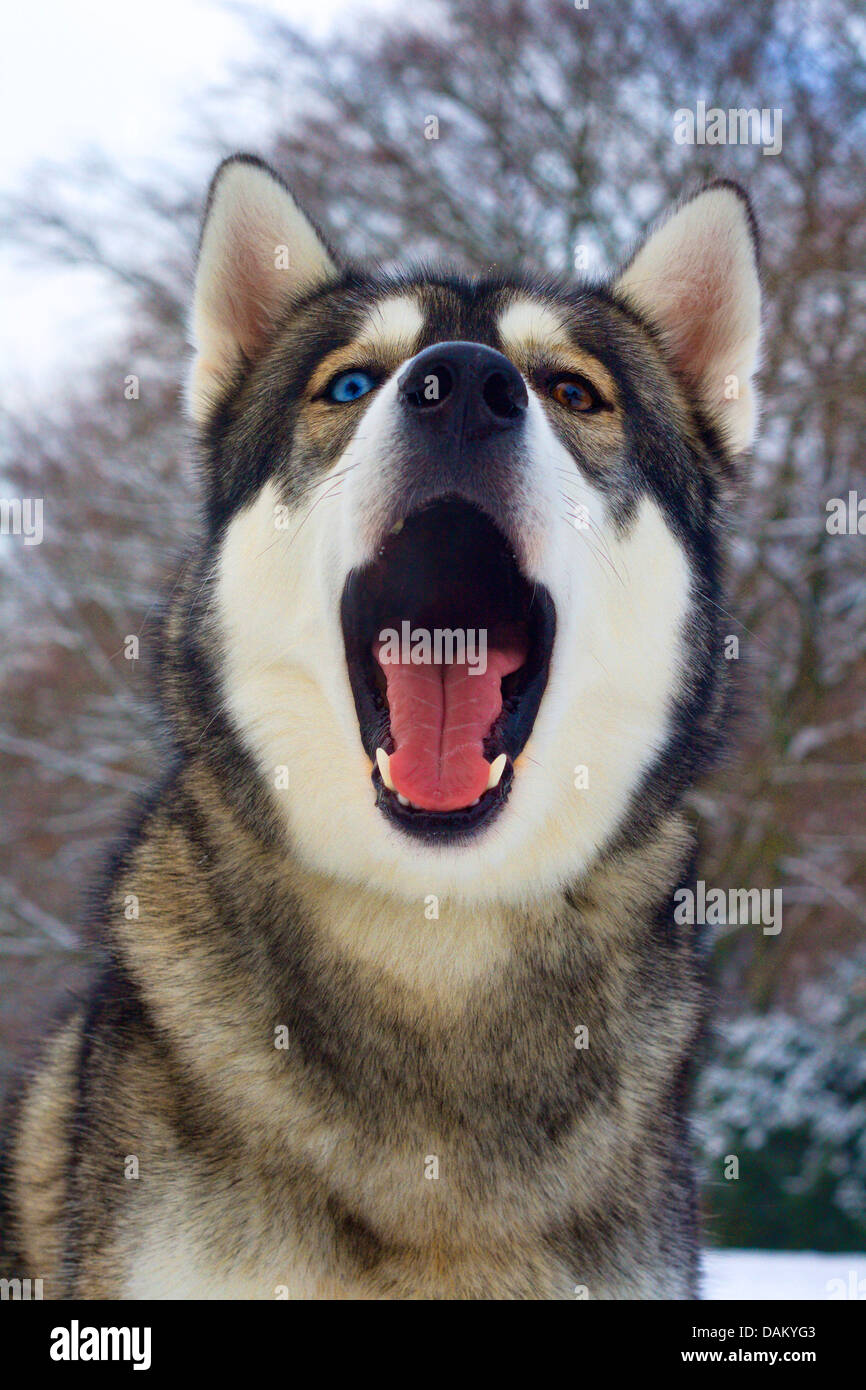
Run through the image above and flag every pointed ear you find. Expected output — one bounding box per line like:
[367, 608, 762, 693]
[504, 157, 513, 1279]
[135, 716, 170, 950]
[615, 183, 761, 454]
[188, 155, 339, 424]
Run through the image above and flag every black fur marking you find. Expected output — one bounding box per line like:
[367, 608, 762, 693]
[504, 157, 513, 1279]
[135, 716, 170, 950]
[0, 1081, 26, 1275]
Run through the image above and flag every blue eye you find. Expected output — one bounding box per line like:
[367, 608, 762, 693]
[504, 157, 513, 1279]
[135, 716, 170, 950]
[326, 370, 377, 403]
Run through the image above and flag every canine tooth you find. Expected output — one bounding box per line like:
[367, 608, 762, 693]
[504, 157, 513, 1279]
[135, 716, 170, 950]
[397, 793, 410, 806]
[486, 753, 507, 790]
[376, 747, 395, 791]
[389, 519, 404, 535]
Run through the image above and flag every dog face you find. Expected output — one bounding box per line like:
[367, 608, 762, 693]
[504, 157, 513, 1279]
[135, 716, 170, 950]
[186, 157, 760, 903]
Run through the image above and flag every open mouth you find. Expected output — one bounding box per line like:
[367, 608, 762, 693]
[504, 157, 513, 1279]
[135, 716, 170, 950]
[340, 498, 555, 841]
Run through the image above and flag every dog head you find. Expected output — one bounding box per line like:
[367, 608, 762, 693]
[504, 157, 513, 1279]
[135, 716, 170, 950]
[185, 155, 760, 904]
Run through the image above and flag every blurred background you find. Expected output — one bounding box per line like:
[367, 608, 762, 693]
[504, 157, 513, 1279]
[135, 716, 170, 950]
[1, 0, 864, 1262]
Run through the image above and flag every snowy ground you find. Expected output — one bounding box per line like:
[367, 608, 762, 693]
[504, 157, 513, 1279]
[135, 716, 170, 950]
[704, 1250, 866, 1300]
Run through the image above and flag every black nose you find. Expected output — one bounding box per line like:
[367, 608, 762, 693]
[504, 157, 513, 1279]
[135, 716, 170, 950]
[397, 341, 528, 437]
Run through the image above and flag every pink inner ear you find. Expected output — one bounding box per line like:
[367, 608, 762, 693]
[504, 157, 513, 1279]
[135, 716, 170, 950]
[227, 230, 278, 361]
[668, 265, 731, 388]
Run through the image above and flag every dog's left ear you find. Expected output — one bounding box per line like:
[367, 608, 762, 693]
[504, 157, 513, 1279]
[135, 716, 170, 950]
[615, 182, 761, 454]
[188, 154, 339, 425]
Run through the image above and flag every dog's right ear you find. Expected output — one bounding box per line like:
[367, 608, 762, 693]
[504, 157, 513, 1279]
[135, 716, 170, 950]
[188, 155, 339, 425]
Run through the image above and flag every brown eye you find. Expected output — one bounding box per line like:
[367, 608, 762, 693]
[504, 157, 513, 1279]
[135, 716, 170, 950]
[548, 375, 600, 412]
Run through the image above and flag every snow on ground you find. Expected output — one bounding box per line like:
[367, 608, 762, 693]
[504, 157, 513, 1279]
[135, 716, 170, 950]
[704, 1250, 866, 1300]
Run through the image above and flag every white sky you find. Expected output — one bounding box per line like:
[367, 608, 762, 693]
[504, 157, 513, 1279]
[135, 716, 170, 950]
[0, 0, 388, 392]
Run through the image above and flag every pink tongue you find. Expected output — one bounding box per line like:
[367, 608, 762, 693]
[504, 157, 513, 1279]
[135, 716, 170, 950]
[375, 637, 526, 812]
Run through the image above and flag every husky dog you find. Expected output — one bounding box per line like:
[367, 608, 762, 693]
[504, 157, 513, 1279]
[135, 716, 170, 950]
[0, 157, 761, 1299]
